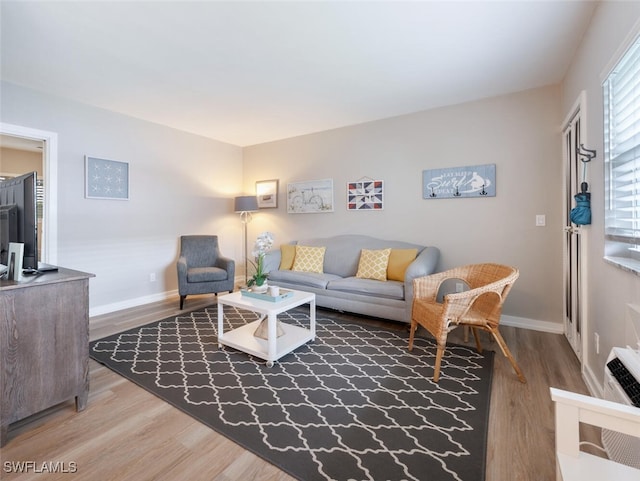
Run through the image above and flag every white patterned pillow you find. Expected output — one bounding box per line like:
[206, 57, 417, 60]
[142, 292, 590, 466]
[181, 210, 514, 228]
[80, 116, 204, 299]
[356, 248, 391, 281]
[292, 245, 325, 273]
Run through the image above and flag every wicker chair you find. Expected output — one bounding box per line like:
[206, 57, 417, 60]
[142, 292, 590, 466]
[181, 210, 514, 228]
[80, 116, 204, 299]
[408, 263, 526, 383]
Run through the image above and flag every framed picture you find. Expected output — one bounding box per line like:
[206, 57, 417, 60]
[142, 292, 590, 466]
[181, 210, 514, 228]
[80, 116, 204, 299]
[7, 242, 24, 281]
[287, 179, 334, 214]
[256, 179, 279, 208]
[347, 179, 384, 210]
[85, 156, 129, 200]
[422, 163, 496, 199]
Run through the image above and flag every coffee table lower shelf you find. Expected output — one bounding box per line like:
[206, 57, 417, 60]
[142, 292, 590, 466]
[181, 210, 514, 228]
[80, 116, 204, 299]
[218, 319, 314, 367]
[217, 289, 316, 367]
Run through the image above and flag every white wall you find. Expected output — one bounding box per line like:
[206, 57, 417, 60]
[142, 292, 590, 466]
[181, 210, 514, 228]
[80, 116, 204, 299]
[0, 61, 584, 337]
[562, 2, 640, 393]
[244, 85, 564, 330]
[0, 81, 244, 315]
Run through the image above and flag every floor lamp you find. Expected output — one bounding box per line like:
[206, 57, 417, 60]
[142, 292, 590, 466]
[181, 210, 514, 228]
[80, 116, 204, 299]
[234, 195, 259, 283]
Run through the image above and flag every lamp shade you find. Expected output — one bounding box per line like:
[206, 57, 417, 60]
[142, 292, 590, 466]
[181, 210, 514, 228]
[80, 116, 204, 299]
[234, 195, 258, 213]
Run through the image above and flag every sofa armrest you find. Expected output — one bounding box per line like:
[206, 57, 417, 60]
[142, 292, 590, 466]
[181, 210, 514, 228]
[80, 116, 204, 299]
[403, 247, 440, 321]
[263, 249, 281, 274]
[405, 247, 440, 283]
[177, 256, 188, 276]
[177, 256, 188, 292]
[215, 255, 235, 276]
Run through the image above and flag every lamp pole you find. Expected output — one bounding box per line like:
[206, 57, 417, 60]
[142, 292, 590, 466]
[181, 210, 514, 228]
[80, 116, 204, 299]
[241, 211, 251, 282]
[234, 196, 259, 284]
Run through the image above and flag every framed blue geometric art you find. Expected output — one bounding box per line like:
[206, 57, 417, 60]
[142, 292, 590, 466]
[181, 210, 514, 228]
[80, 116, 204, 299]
[423, 164, 495, 199]
[85, 156, 129, 200]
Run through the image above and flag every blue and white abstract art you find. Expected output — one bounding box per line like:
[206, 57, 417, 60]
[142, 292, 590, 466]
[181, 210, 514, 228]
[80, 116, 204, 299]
[85, 156, 129, 200]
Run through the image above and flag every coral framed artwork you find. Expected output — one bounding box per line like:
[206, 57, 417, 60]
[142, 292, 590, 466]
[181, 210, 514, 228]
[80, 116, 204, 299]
[422, 164, 496, 199]
[347, 178, 384, 210]
[85, 156, 129, 200]
[256, 179, 278, 208]
[287, 179, 334, 214]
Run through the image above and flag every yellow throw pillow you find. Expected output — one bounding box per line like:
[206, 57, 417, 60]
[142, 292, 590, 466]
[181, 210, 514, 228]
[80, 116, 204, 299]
[356, 248, 391, 281]
[279, 244, 296, 270]
[387, 248, 418, 281]
[292, 245, 325, 273]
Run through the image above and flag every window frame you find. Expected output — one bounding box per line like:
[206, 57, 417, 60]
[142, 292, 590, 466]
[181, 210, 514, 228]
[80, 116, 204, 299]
[603, 32, 640, 274]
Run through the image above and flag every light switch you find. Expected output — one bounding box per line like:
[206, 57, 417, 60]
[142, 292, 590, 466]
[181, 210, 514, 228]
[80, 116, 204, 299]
[536, 214, 546, 227]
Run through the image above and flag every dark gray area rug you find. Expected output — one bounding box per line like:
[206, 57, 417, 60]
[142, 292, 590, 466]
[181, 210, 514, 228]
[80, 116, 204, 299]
[90, 306, 494, 481]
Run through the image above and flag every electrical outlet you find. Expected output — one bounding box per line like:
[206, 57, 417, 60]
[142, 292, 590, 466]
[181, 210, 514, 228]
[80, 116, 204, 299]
[149, 273, 156, 282]
[455, 282, 464, 293]
[536, 214, 546, 227]
[594, 332, 600, 355]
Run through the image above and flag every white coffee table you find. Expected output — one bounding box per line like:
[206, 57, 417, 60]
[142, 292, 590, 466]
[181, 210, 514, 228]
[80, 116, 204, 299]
[217, 289, 316, 367]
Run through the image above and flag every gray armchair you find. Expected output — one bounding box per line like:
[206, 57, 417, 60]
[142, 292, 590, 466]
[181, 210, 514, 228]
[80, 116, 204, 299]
[177, 235, 235, 309]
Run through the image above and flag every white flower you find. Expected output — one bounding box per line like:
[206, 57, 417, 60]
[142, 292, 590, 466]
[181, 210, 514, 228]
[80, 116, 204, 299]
[252, 231, 274, 258]
[248, 232, 274, 286]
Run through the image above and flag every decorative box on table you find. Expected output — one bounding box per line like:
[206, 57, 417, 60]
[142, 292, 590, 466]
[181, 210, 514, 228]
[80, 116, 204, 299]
[240, 288, 294, 303]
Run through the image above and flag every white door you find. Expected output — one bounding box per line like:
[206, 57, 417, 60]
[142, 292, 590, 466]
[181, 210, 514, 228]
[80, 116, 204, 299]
[562, 96, 586, 360]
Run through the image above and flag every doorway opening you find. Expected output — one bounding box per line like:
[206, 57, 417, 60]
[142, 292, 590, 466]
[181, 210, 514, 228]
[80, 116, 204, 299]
[562, 92, 588, 363]
[0, 123, 58, 265]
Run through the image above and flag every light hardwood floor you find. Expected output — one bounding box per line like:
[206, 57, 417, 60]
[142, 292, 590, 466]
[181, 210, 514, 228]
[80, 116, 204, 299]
[1, 295, 600, 481]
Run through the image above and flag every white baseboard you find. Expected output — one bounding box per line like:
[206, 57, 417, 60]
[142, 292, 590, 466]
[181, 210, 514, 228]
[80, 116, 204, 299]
[90, 289, 179, 317]
[90, 276, 246, 317]
[501, 314, 564, 334]
[92, 290, 565, 337]
[502, 315, 604, 399]
[582, 363, 604, 398]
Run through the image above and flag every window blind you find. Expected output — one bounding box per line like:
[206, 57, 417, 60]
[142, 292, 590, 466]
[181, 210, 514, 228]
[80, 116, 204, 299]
[605, 37, 640, 242]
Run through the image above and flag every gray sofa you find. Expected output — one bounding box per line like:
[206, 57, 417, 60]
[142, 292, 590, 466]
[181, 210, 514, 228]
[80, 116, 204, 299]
[263, 235, 440, 323]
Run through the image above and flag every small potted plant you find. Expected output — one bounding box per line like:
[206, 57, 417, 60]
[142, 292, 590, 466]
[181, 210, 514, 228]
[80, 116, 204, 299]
[247, 231, 274, 293]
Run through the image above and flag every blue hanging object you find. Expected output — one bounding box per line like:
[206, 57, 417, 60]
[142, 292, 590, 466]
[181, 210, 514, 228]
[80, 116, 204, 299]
[570, 194, 591, 225]
[570, 182, 591, 225]
[570, 144, 595, 226]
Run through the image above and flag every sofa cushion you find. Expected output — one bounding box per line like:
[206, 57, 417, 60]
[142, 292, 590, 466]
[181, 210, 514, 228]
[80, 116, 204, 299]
[356, 248, 391, 281]
[292, 245, 325, 273]
[268, 269, 340, 289]
[187, 267, 228, 283]
[387, 248, 419, 281]
[279, 244, 296, 270]
[327, 277, 404, 300]
[295, 235, 425, 277]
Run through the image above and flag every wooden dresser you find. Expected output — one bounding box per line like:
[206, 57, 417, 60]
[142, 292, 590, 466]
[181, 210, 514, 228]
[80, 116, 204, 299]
[0, 267, 94, 446]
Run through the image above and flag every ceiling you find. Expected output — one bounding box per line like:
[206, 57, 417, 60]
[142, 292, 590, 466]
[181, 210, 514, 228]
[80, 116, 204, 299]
[0, 134, 43, 152]
[0, 1, 598, 147]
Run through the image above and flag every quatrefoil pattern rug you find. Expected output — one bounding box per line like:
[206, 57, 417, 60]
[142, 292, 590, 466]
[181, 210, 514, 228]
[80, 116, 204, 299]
[90, 306, 493, 481]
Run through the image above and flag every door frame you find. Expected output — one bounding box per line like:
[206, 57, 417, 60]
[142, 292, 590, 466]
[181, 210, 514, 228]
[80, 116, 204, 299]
[0, 122, 58, 265]
[561, 91, 589, 366]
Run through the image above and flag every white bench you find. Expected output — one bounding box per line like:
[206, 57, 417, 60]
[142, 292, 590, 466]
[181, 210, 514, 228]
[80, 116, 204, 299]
[550, 387, 640, 481]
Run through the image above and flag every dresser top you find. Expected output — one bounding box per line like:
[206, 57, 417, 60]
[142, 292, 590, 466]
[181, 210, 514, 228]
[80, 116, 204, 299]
[0, 267, 95, 291]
